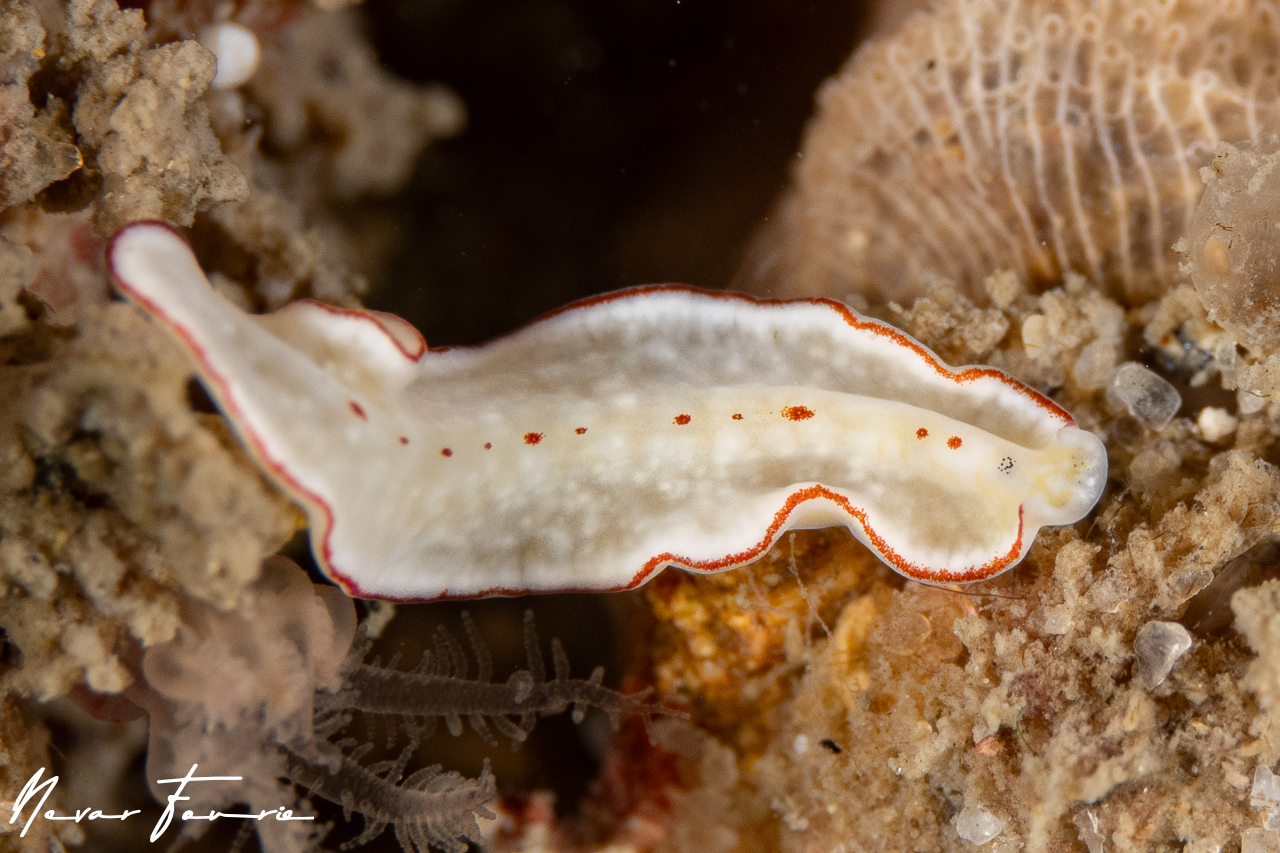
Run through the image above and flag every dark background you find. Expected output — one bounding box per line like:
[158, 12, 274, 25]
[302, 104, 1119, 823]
[362, 0, 865, 345]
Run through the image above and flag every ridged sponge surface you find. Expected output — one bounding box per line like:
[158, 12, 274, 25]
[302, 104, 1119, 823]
[759, 0, 1280, 304]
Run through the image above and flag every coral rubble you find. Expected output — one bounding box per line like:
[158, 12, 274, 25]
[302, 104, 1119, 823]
[0, 0, 461, 849]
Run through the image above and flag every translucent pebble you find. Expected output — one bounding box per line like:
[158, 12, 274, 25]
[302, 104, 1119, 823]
[1215, 336, 1241, 385]
[1042, 606, 1071, 635]
[1073, 340, 1118, 392]
[1252, 765, 1280, 811]
[1084, 572, 1129, 614]
[1134, 620, 1193, 689]
[1240, 388, 1268, 415]
[198, 22, 262, 89]
[954, 805, 1004, 846]
[1198, 406, 1239, 442]
[1072, 809, 1105, 853]
[1109, 362, 1181, 429]
[1243, 827, 1280, 853]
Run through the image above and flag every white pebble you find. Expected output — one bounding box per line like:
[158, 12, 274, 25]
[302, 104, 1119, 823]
[1134, 621, 1192, 689]
[1021, 314, 1049, 357]
[198, 22, 261, 89]
[1198, 406, 1239, 442]
[792, 734, 809, 755]
[954, 804, 1004, 846]
[1109, 362, 1181, 429]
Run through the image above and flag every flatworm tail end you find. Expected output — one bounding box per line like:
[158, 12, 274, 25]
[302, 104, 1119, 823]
[108, 221, 202, 318]
[108, 222, 359, 594]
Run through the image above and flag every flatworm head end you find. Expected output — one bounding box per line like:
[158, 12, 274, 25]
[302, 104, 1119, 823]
[1024, 424, 1109, 533]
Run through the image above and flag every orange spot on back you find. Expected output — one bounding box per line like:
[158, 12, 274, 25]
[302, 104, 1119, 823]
[947, 436, 962, 449]
[916, 428, 928, 439]
[732, 413, 743, 420]
[399, 436, 409, 445]
[674, 414, 691, 425]
[575, 427, 587, 435]
[348, 401, 367, 420]
[441, 448, 453, 457]
[782, 405, 815, 421]
[484, 442, 492, 450]
[524, 432, 543, 445]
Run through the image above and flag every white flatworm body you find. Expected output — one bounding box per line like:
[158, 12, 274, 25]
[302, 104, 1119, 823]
[108, 222, 1108, 600]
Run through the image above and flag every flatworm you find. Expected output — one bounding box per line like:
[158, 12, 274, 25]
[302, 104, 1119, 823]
[108, 222, 1108, 600]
